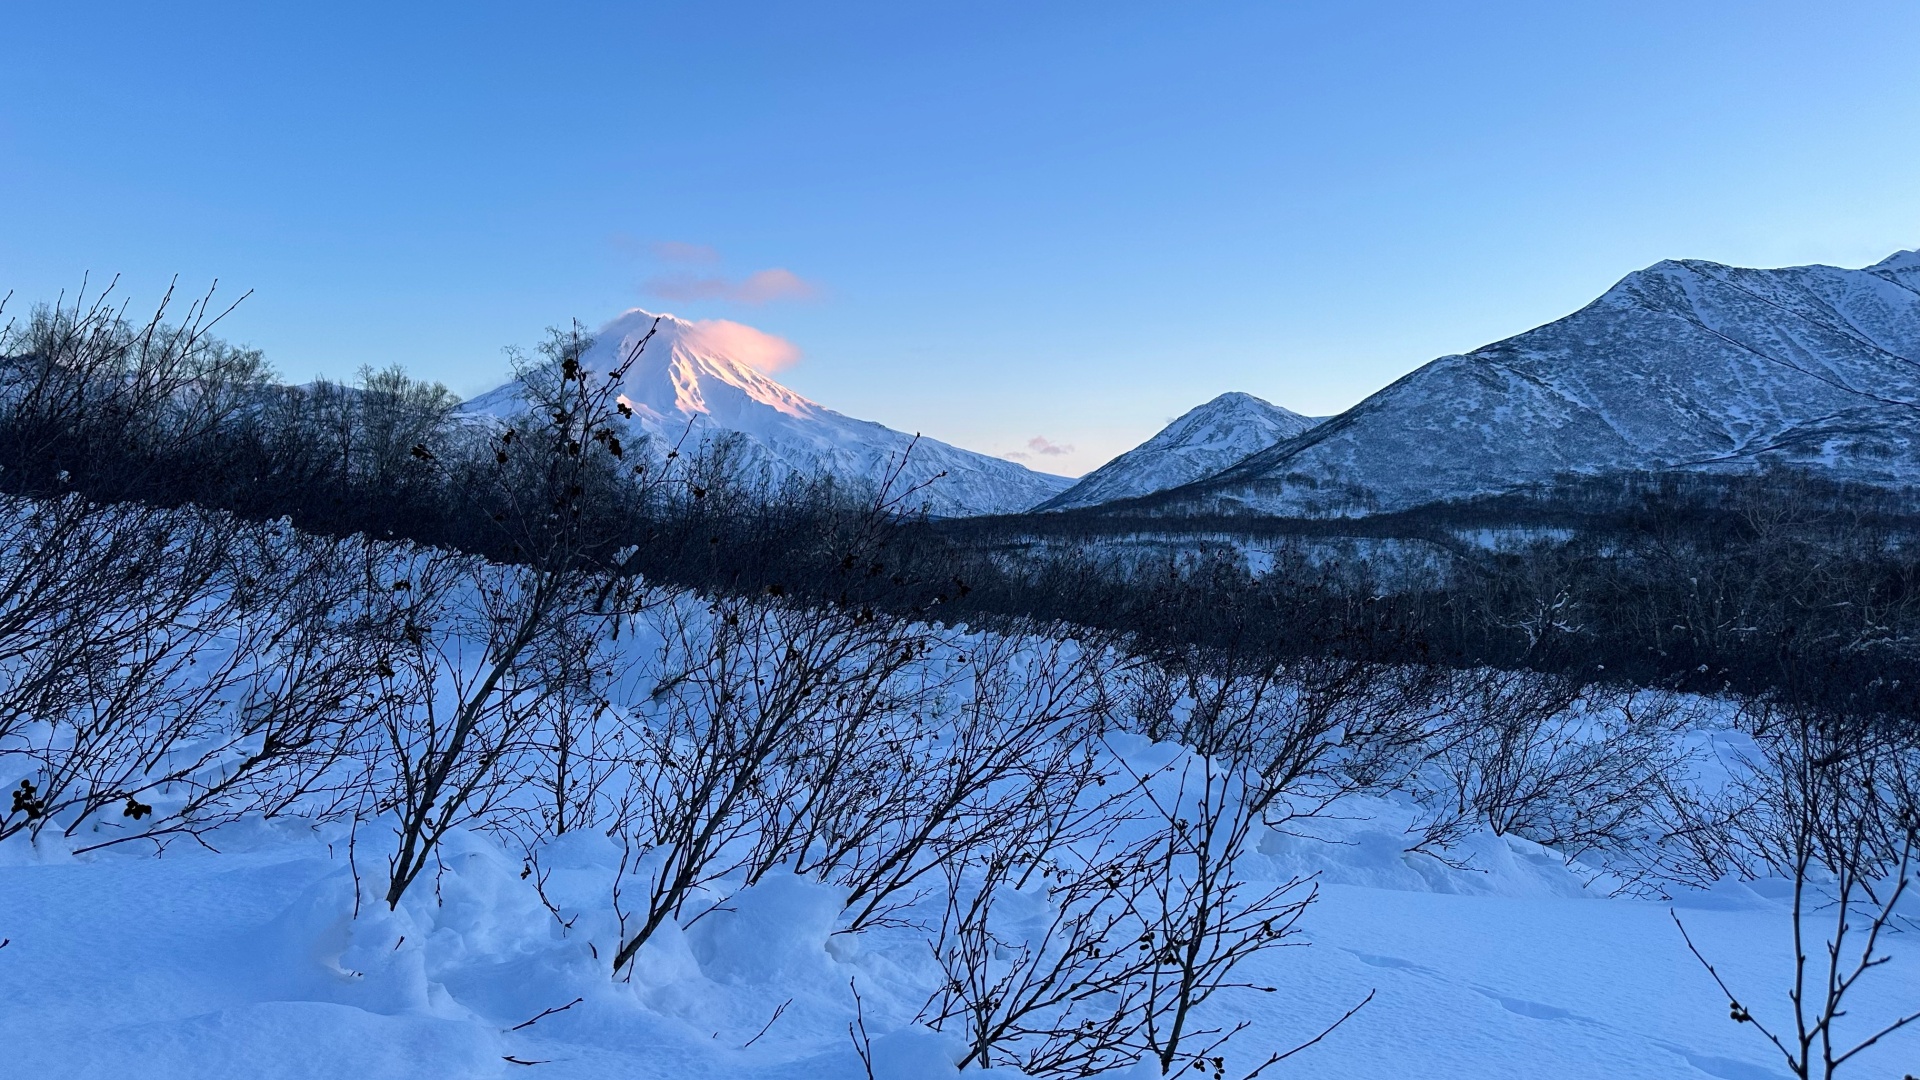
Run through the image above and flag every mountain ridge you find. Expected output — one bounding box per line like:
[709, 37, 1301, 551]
[1100, 250, 1920, 518]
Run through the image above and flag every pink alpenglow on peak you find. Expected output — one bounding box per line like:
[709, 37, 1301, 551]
[681, 318, 803, 374]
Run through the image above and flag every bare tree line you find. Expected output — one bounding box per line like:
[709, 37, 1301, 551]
[11, 282, 1920, 727]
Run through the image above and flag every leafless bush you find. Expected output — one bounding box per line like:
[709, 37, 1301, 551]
[377, 318, 658, 907]
[606, 591, 928, 972]
[1732, 704, 1920, 881]
[920, 795, 1161, 1076]
[1637, 764, 1767, 890]
[1118, 752, 1359, 1079]
[0, 497, 239, 843]
[1118, 649, 1441, 824]
[502, 612, 631, 844]
[1674, 708, 1920, 1078]
[824, 631, 1113, 933]
[0, 500, 416, 851]
[96, 525, 408, 846]
[371, 550, 558, 904]
[1404, 672, 1694, 866]
[922, 746, 1365, 1078]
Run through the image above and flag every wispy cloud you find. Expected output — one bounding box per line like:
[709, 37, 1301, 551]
[647, 267, 820, 305]
[1006, 435, 1075, 460]
[683, 318, 802, 373]
[651, 240, 721, 264]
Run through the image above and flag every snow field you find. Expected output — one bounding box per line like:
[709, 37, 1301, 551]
[7, 721, 1919, 1080]
[1, 519, 1915, 1079]
[4, 784, 1913, 1078]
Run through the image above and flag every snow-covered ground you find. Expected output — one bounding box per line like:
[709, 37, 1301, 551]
[4, 773, 1913, 1079]
[1, 498, 1914, 1079]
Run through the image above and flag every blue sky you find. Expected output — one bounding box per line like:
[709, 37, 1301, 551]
[3, 1, 1917, 475]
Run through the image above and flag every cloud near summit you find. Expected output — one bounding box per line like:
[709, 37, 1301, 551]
[649, 239, 720, 264]
[647, 268, 820, 305]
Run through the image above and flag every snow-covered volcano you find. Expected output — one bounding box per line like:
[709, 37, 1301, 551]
[1039, 392, 1317, 511]
[1153, 250, 1920, 517]
[462, 309, 1072, 516]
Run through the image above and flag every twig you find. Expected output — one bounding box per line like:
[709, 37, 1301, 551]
[1670, 907, 1795, 1065]
[849, 978, 876, 1080]
[742, 997, 792, 1048]
[1243, 988, 1376, 1080]
[510, 996, 585, 1032]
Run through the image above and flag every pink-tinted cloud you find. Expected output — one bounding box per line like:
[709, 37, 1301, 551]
[651, 240, 722, 264]
[1005, 436, 1075, 461]
[647, 267, 820, 305]
[735, 268, 819, 303]
[683, 318, 802, 373]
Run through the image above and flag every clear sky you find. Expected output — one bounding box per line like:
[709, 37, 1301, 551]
[4, 2, 1918, 476]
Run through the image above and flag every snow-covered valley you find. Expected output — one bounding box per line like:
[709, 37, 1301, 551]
[12, 2, 1920, 1075]
[0, 491, 1913, 1079]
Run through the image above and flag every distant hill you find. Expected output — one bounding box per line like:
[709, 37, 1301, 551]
[1038, 392, 1318, 511]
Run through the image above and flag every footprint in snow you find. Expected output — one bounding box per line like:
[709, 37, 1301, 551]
[1342, 949, 1432, 974]
[1479, 991, 1578, 1021]
[1679, 1052, 1791, 1080]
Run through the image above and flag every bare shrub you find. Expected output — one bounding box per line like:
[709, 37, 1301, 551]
[1674, 707, 1920, 1078]
[378, 319, 655, 907]
[606, 591, 928, 972]
[922, 746, 1366, 1078]
[1118, 752, 1359, 1078]
[95, 525, 407, 846]
[1405, 672, 1694, 867]
[826, 631, 1112, 933]
[0, 498, 238, 843]
[920, 793, 1161, 1077]
[0, 501, 413, 851]
[1117, 648, 1443, 826]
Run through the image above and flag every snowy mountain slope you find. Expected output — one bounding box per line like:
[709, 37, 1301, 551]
[1036, 392, 1318, 511]
[462, 310, 1072, 517]
[1156, 250, 1920, 517]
